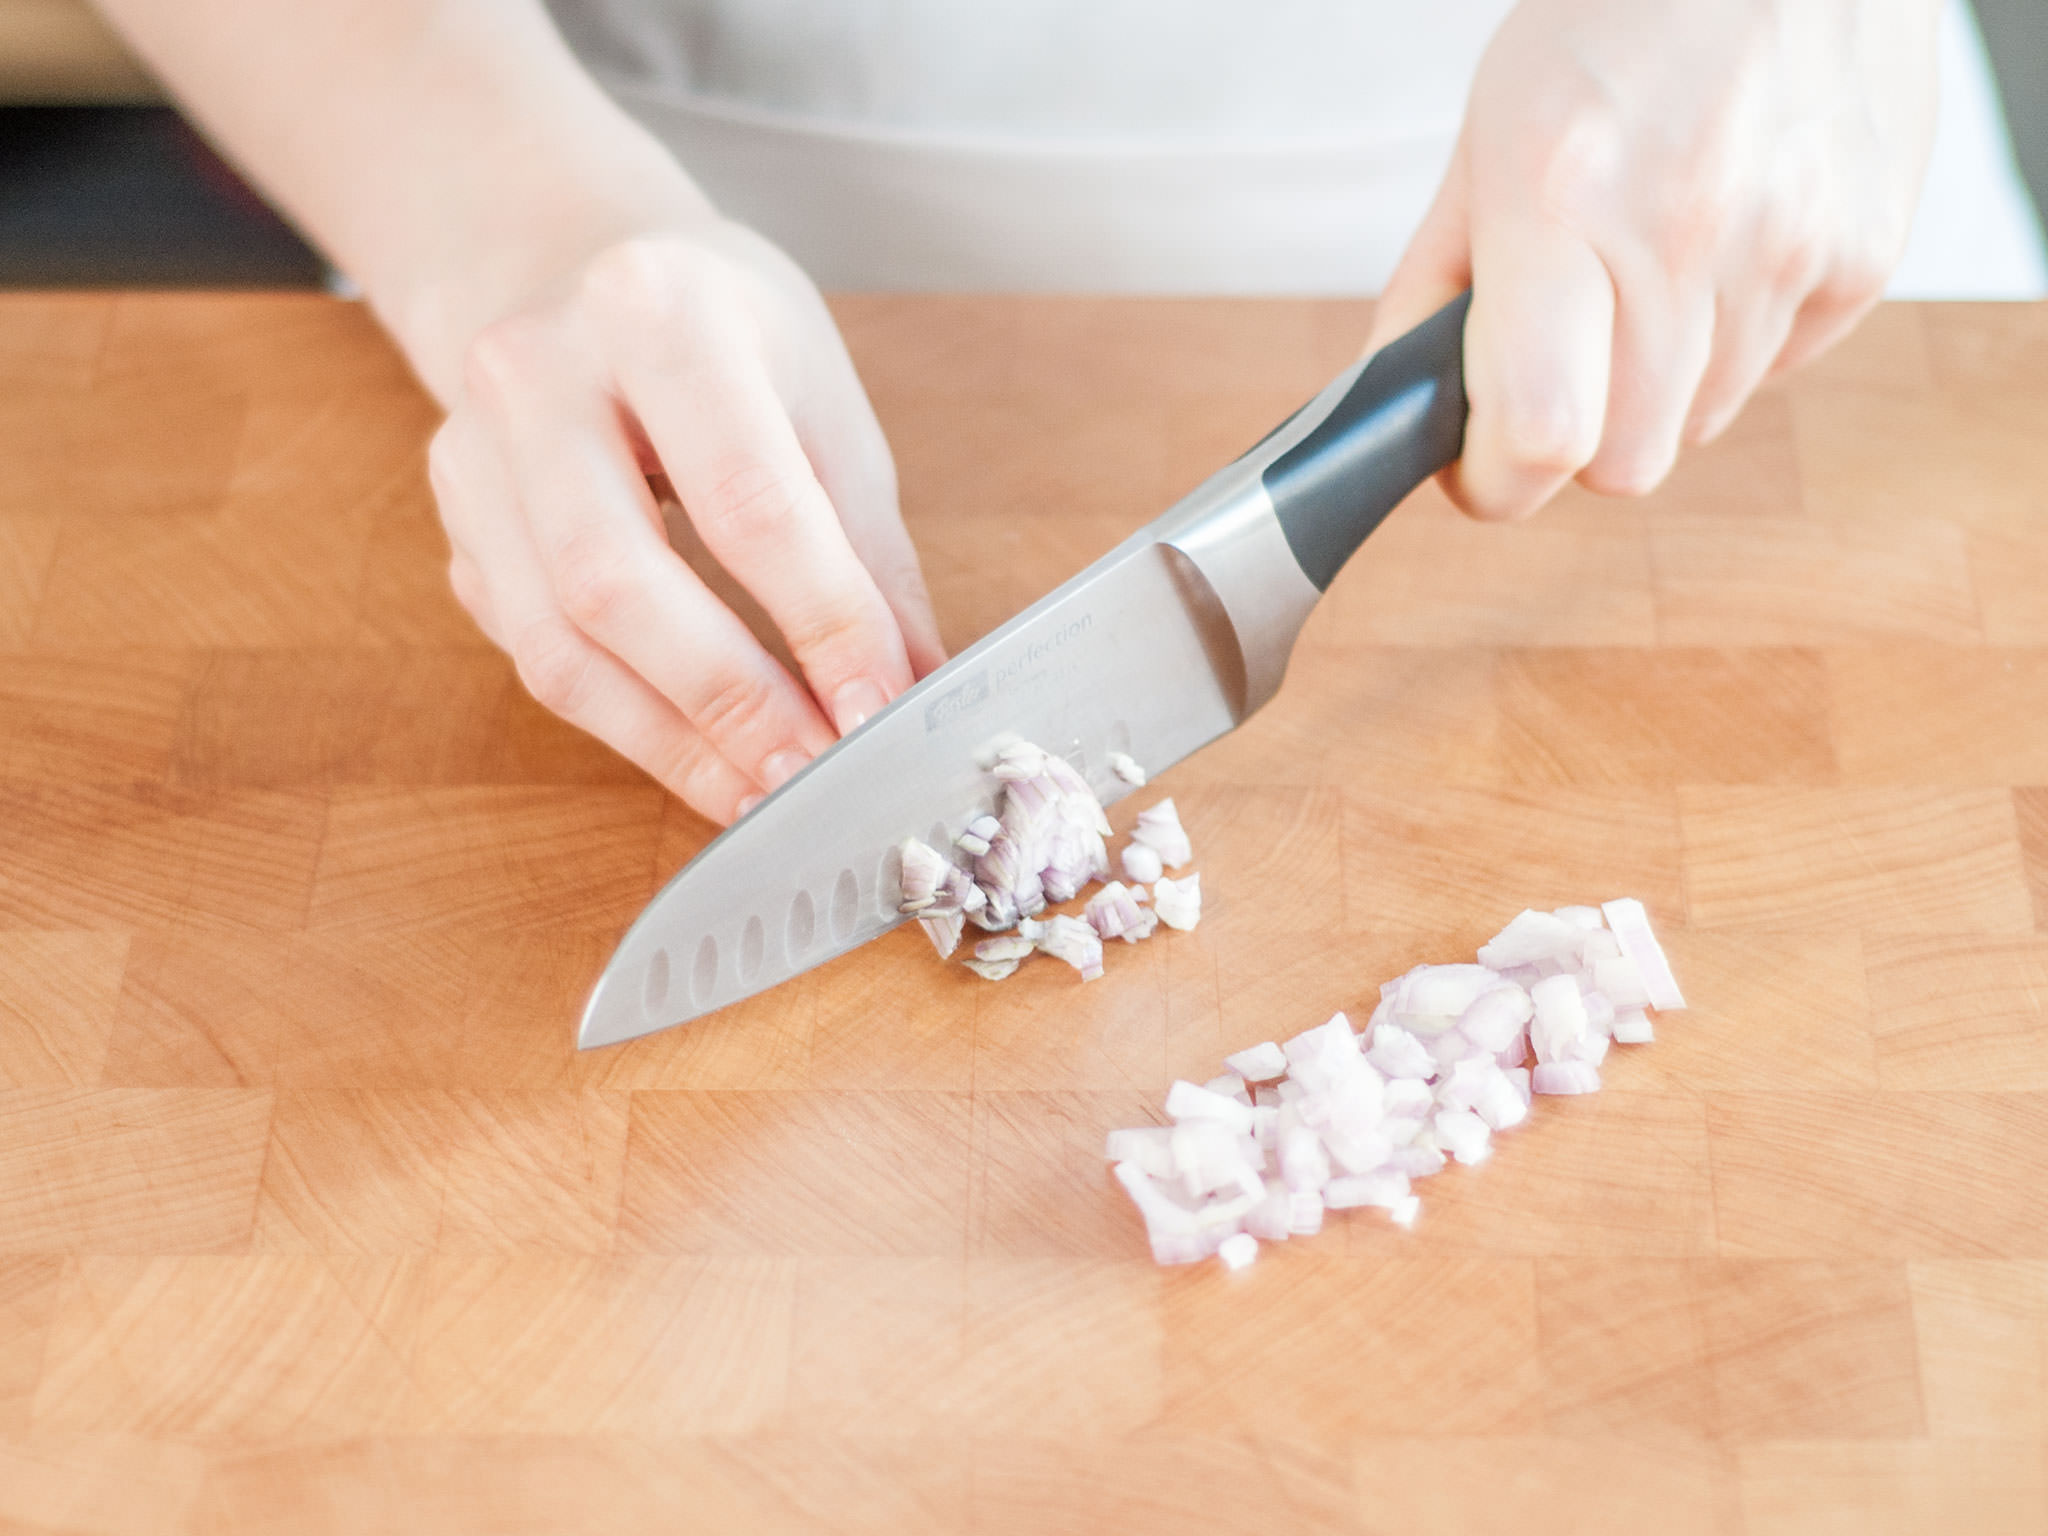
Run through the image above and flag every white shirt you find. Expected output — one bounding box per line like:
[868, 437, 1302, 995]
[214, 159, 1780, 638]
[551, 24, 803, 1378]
[549, 0, 2047, 297]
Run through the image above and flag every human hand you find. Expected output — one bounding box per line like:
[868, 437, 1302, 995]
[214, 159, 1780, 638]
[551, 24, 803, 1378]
[1366, 0, 1941, 519]
[429, 219, 945, 825]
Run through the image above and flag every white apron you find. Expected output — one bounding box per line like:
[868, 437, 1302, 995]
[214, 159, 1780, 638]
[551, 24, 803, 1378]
[549, 0, 2047, 298]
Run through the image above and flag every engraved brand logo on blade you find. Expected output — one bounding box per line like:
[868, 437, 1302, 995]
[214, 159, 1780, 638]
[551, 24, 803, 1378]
[993, 613, 1094, 697]
[924, 669, 990, 732]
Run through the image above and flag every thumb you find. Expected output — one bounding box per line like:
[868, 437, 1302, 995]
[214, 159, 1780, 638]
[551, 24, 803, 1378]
[1364, 144, 1474, 357]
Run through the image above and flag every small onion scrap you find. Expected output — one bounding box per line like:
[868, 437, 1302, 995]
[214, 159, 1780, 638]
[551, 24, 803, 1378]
[893, 742, 1203, 987]
[1105, 900, 1685, 1269]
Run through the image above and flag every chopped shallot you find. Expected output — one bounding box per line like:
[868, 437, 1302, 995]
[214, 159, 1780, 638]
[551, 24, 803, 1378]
[1225, 1041, 1288, 1082]
[1085, 881, 1156, 943]
[1132, 798, 1193, 869]
[962, 956, 1021, 982]
[1030, 913, 1104, 980]
[1120, 841, 1165, 885]
[1104, 898, 1685, 1266]
[896, 837, 951, 912]
[1151, 873, 1202, 931]
[892, 742, 1202, 986]
[918, 910, 964, 959]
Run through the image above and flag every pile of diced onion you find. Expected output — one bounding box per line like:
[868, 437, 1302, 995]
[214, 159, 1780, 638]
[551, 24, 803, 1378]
[895, 742, 1201, 982]
[1107, 899, 1686, 1270]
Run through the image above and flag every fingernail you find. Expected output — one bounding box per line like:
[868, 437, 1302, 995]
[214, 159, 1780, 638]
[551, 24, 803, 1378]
[735, 794, 765, 819]
[760, 749, 809, 793]
[829, 678, 890, 735]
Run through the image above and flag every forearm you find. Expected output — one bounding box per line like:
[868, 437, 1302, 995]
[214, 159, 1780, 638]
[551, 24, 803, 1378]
[96, 0, 714, 403]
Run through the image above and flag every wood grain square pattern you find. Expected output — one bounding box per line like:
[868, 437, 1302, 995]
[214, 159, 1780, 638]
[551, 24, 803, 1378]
[4, 294, 2048, 1533]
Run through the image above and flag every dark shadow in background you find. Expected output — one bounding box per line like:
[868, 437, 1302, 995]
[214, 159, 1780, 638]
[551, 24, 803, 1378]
[1974, 0, 2048, 236]
[0, 105, 326, 288]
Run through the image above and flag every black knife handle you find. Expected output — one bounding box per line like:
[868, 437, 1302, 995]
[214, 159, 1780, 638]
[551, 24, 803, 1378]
[1262, 290, 1471, 591]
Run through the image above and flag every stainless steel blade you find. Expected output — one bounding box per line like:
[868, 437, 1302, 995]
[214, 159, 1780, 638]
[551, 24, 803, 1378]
[577, 422, 1332, 1049]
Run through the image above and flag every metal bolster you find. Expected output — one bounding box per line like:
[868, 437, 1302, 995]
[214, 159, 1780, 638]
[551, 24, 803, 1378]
[1160, 478, 1323, 720]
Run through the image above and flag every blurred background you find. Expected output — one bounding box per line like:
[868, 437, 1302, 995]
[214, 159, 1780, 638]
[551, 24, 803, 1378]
[2, 0, 2045, 292]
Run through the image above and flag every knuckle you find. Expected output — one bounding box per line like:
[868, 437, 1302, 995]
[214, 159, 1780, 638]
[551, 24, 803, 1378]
[550, 527, 642, 634]
[460, 315, 545, 409]
[580, 237, 725, 335]
[580, 238, 674, 320]
[1533, 105, 1620, 223]
[511, 615, 601, 717]
[1761, 211, 1828, 295]
[1580, 448, 1673, 499]
[779, 600, 879, 673]
[694, 459, 811, 547]
[688, 667, 780, 747]
[1495, 397, 1600, 478]
[1645, 181, 1728, 276]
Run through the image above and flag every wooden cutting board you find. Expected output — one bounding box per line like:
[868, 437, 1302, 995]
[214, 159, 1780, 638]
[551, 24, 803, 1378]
[2, 292, 2046, 1533]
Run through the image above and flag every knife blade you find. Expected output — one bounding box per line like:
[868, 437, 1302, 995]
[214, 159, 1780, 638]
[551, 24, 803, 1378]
[578, 291, 1471, 1049]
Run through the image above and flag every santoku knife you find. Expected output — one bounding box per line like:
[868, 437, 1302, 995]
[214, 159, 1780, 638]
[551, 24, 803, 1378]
[579, 291, 1472, 1049]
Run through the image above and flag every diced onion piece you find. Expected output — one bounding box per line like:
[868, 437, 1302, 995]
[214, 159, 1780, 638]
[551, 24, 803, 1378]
[1391, 1142, 1447, 1177]
[1203, 1072, 1251, 1104]
[1249, 1104, 1279, 1151]
[1278, 1121, 1331, 1193]
[1119, 842, 1165, 885]
[1591, 954, 1650, 1009]
[1325, 1168, 1411, 1210]
[961, 956, 1021, 981]
[1084, 880, 1150, 943]
[1216, 1231, 1259, 1270]
[1611, 1006, 1655, 1044]
[1132, 798, 1194, 868]
[1151, 872, 1202, 931]
[1032, 913, 1104, 980]
[1165, 1078, 1256, 1133]
[1531, 1060, 1602, 1095]
[1244, 1189, 1292, 1242]
[1103, 1126, 1175, 1179]
[896, 837, 951, 909]
[1383, 1076, 1435, 1120]
[1287, 1189, 1325, 1235]
[1225, 1040, 1288, 1082]
[1529, 974, 1589, 1064]
[1387, 963, 1500, 1021]
[1458, 984, 1534, 1053]
[1581, 989, 1616, 1038]
[1109, 751, 1148, 787]
[1388, 1193, 1422, 1229]
[1578, 928, 1623, 966]
[1553, 905, 1606, 931]
[919, 910, 965, 958]
[1600, 897, 1686, 1010]
[1433, 1106, 1492, 1165]
[1477, 909, 1580, 969]
[1365, 1022, 1436, 1081]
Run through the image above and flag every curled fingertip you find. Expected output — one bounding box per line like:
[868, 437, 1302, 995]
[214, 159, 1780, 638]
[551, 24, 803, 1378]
[759, 748, 810, 793]
[828, 677, 890, 735]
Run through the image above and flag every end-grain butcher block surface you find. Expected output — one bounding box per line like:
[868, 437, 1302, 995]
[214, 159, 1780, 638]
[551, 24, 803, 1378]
[4, 292, 2048, 1533]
